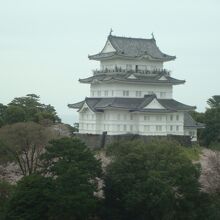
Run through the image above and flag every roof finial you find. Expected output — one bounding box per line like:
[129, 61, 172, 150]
[151, 32, 155, 39]
[109, 28, 113, 36]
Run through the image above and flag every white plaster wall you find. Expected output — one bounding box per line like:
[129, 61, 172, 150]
[78, 107, 97, 134]
[101, 40, 116, 53]
[100, 58, 163, 71]
[79, 109, 185, 136]
[165, 112, 184, 135]
[90, 83, 173, 99]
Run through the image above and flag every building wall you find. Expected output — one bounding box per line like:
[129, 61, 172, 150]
[184, 128, 197, 141]
[75, 133, 192, 149]
[79, 109, 184, 136]
[90, 83, 173, 99]
[100, 58, 163, 71]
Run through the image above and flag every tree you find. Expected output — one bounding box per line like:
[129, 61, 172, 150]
[207, 95, 220, 109]
[0, 94, 61, 127]
[190, 96, 220, 146]
[0, 180, 14, 219]
[104, 140, 203, 220]
[4, 106, 26, 124]
[40, 137, 102, 220]
[0, 104, 7, 127]
[203, 107, 220, 146]
[0, 122, 54, 176]
[4, 175, 54, 220]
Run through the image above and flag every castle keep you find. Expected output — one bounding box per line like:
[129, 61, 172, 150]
[69, 33, 203, 141]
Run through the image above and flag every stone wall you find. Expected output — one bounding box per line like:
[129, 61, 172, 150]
[75, 133, 192, 149]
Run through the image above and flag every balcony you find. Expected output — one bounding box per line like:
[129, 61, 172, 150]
[93, 67, 170, 76]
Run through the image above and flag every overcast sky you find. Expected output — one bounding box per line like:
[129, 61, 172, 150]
[0, 0, 219, 125]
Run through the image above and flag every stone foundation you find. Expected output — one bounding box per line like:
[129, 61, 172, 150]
[75, 133, 192, 149]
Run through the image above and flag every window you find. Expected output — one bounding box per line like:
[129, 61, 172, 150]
[176, 125, 179, 131]
[123, 90, 129, 96]
[117, 124, 120, 131]
[156, 125, 162, 132]
[176, 115, 179, 121]
[112, 90, 114, 96]
[91, 91, 95, 96]
[130, 114, 133, 120]
[126, 64, 132, 71]
[148, 91, 154, 95]
[160, 92, 166, 98]
[104, 114, 109, 120]
[123, 115, 127, 120]
[97, 91, 101, 96]
[136, 91, 142, 97]
[156, 116, 162, 121]
[104, 90, 108, 96]
[144, 125, 150, 131]
[104, 124, 107, 130]
[170, 115, 173, 121]
[117, 114, 120, 120]
[144, 115, 150, 121]
[170, 125, 173, 131]
[123, 124, 127, 131]
[130, 125, 133, 132]
[139, 65, 147, 71]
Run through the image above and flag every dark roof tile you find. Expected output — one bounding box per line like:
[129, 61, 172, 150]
[89, 35, 176, 61]
[184, 112, 205, 128]
[68, 96, 195, 112]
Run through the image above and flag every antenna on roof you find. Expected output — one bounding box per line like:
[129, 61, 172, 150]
[109, 28, 113, 36]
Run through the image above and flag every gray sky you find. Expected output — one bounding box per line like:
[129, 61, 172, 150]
[0, 0, 219, 125]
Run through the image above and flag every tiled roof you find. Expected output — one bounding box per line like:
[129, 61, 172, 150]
[79, 72, 185, 85]
[68, 96, 196, 112]
[89, 35, 176, 61]
[184, 113, 205, 128]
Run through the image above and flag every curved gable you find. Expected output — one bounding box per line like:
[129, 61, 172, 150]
[101, 40, 116, 53]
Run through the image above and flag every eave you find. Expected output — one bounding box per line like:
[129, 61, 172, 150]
[79, 78, 185, 85]
[88, 53, 175, 62]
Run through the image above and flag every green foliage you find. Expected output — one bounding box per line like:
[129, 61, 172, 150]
[209, 142, 220, 151]
[4, 138, 102, 220]
[190, 95, 220, 147]
[40, 137, 102, 220]
[0, 180, 14, 219]
[207, 95, 220, 109]
[5, 175, 54, 220]
[0, 104, 7, 127]
[182, 146, 202, 161]
[0, 94, 61, 127]
[203, 107, 220, 146]
[4, 106, 26, 124]
[104, 140, 203, 220]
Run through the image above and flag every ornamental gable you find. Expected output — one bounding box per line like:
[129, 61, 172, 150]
[101, 40, 116, 53]
[143, 98, 165, 109]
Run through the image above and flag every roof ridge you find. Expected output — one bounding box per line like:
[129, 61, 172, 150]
[109, 34, 154, 42]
